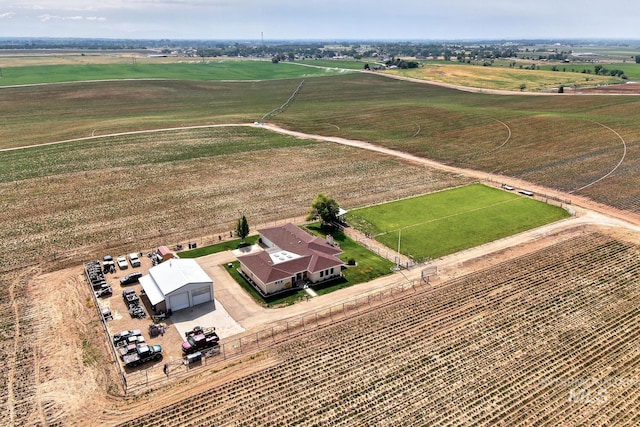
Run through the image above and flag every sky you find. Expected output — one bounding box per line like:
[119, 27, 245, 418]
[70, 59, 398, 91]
[1, 0, 639, 41]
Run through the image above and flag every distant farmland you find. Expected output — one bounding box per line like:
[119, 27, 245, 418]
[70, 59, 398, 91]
[346, 184, 570, 260]
[2, 72, 639, 212]
[4, 55, 640, 427]
[0, 60, 351, 86]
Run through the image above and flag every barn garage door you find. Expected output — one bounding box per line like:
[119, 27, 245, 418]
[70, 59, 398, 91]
[169, 292, 190, 311]
[191, 285, 211, 306]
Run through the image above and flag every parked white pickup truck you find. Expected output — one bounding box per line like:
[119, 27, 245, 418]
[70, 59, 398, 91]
[128, 252, 141, 268]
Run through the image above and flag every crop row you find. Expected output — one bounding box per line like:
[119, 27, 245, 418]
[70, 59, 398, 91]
[0, 127, 470, 272]
[114, 231, 640, 426]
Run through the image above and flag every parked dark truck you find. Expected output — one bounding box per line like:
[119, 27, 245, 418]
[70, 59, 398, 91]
[122, 344, 163, 367]
[182, 326, 219, 354]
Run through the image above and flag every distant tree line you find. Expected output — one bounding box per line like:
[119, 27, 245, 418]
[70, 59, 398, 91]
[1, 38, 637, 69]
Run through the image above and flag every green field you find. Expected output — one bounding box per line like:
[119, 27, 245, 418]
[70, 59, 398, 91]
[537, 62, 640, 80]
[0, 60, 352, 86]
[346, 184, 570, 260]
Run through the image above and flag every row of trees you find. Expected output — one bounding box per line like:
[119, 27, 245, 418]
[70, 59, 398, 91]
[593, 65, 627, 78]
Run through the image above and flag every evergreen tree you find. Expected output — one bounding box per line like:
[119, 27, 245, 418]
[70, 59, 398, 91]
[236, 215, 249, 241]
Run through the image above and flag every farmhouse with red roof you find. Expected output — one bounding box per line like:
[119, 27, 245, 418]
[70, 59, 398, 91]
[238, 223, 344, 296]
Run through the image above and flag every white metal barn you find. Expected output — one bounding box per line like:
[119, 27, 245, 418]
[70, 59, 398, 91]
[140, 258, 214, 313]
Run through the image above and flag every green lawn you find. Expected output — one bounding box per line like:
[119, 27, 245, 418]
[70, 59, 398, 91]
[224, 260, 308, 307]
[303, 223, 395, 286]
[178, 235, 260, 258]
[346, 184, 570, 261]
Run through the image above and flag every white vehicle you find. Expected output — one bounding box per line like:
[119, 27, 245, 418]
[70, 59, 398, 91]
[117, 256, 128, 270]
[128, 252, 141, 268]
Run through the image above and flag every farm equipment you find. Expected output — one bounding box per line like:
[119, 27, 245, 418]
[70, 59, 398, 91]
[101, 307, 113, 321]
[86, 260, 107, 290]
[149, 323, 166, 338]
[122, 289, 140, 307]
[129, 305, 146, 319]
[122, 344, 163, 368]
[152, 312, 167, 322]
[182, 326, 219, 355]
[113, 329, 142, 346]
[95, 285, 113, 298]
[183, 351, 202, 366]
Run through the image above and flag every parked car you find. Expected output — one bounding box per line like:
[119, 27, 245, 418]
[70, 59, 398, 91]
[117, 256, 128, 270]
[120, 272, 142, 286]
[128, 252, 141, 268]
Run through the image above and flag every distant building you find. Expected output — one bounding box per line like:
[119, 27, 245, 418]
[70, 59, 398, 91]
[238, 223, 344, 295]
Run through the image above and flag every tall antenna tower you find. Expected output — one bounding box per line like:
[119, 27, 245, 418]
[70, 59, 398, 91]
[261, 31, 264, 46]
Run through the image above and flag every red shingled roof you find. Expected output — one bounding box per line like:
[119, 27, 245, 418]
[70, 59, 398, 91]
[238, 224, 343, 285]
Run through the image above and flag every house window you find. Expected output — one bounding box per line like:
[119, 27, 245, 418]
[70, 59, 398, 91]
[320, 271, 324, 278]
[275, 280, 283, 285]
[331, 268, 334, 274]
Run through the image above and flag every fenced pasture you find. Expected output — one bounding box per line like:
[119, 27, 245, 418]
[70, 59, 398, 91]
[114, 230, 640, 426]
[0, 60, 349, 87]
[0, 126, 471, 272]
[346, 184, 570, 260]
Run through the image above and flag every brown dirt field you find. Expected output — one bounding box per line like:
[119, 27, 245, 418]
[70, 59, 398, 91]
[569, 82, 640, 94]
[5, 124, 640, 425]
[43, 225, 640, 425]
[10, 143, 640, 426]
